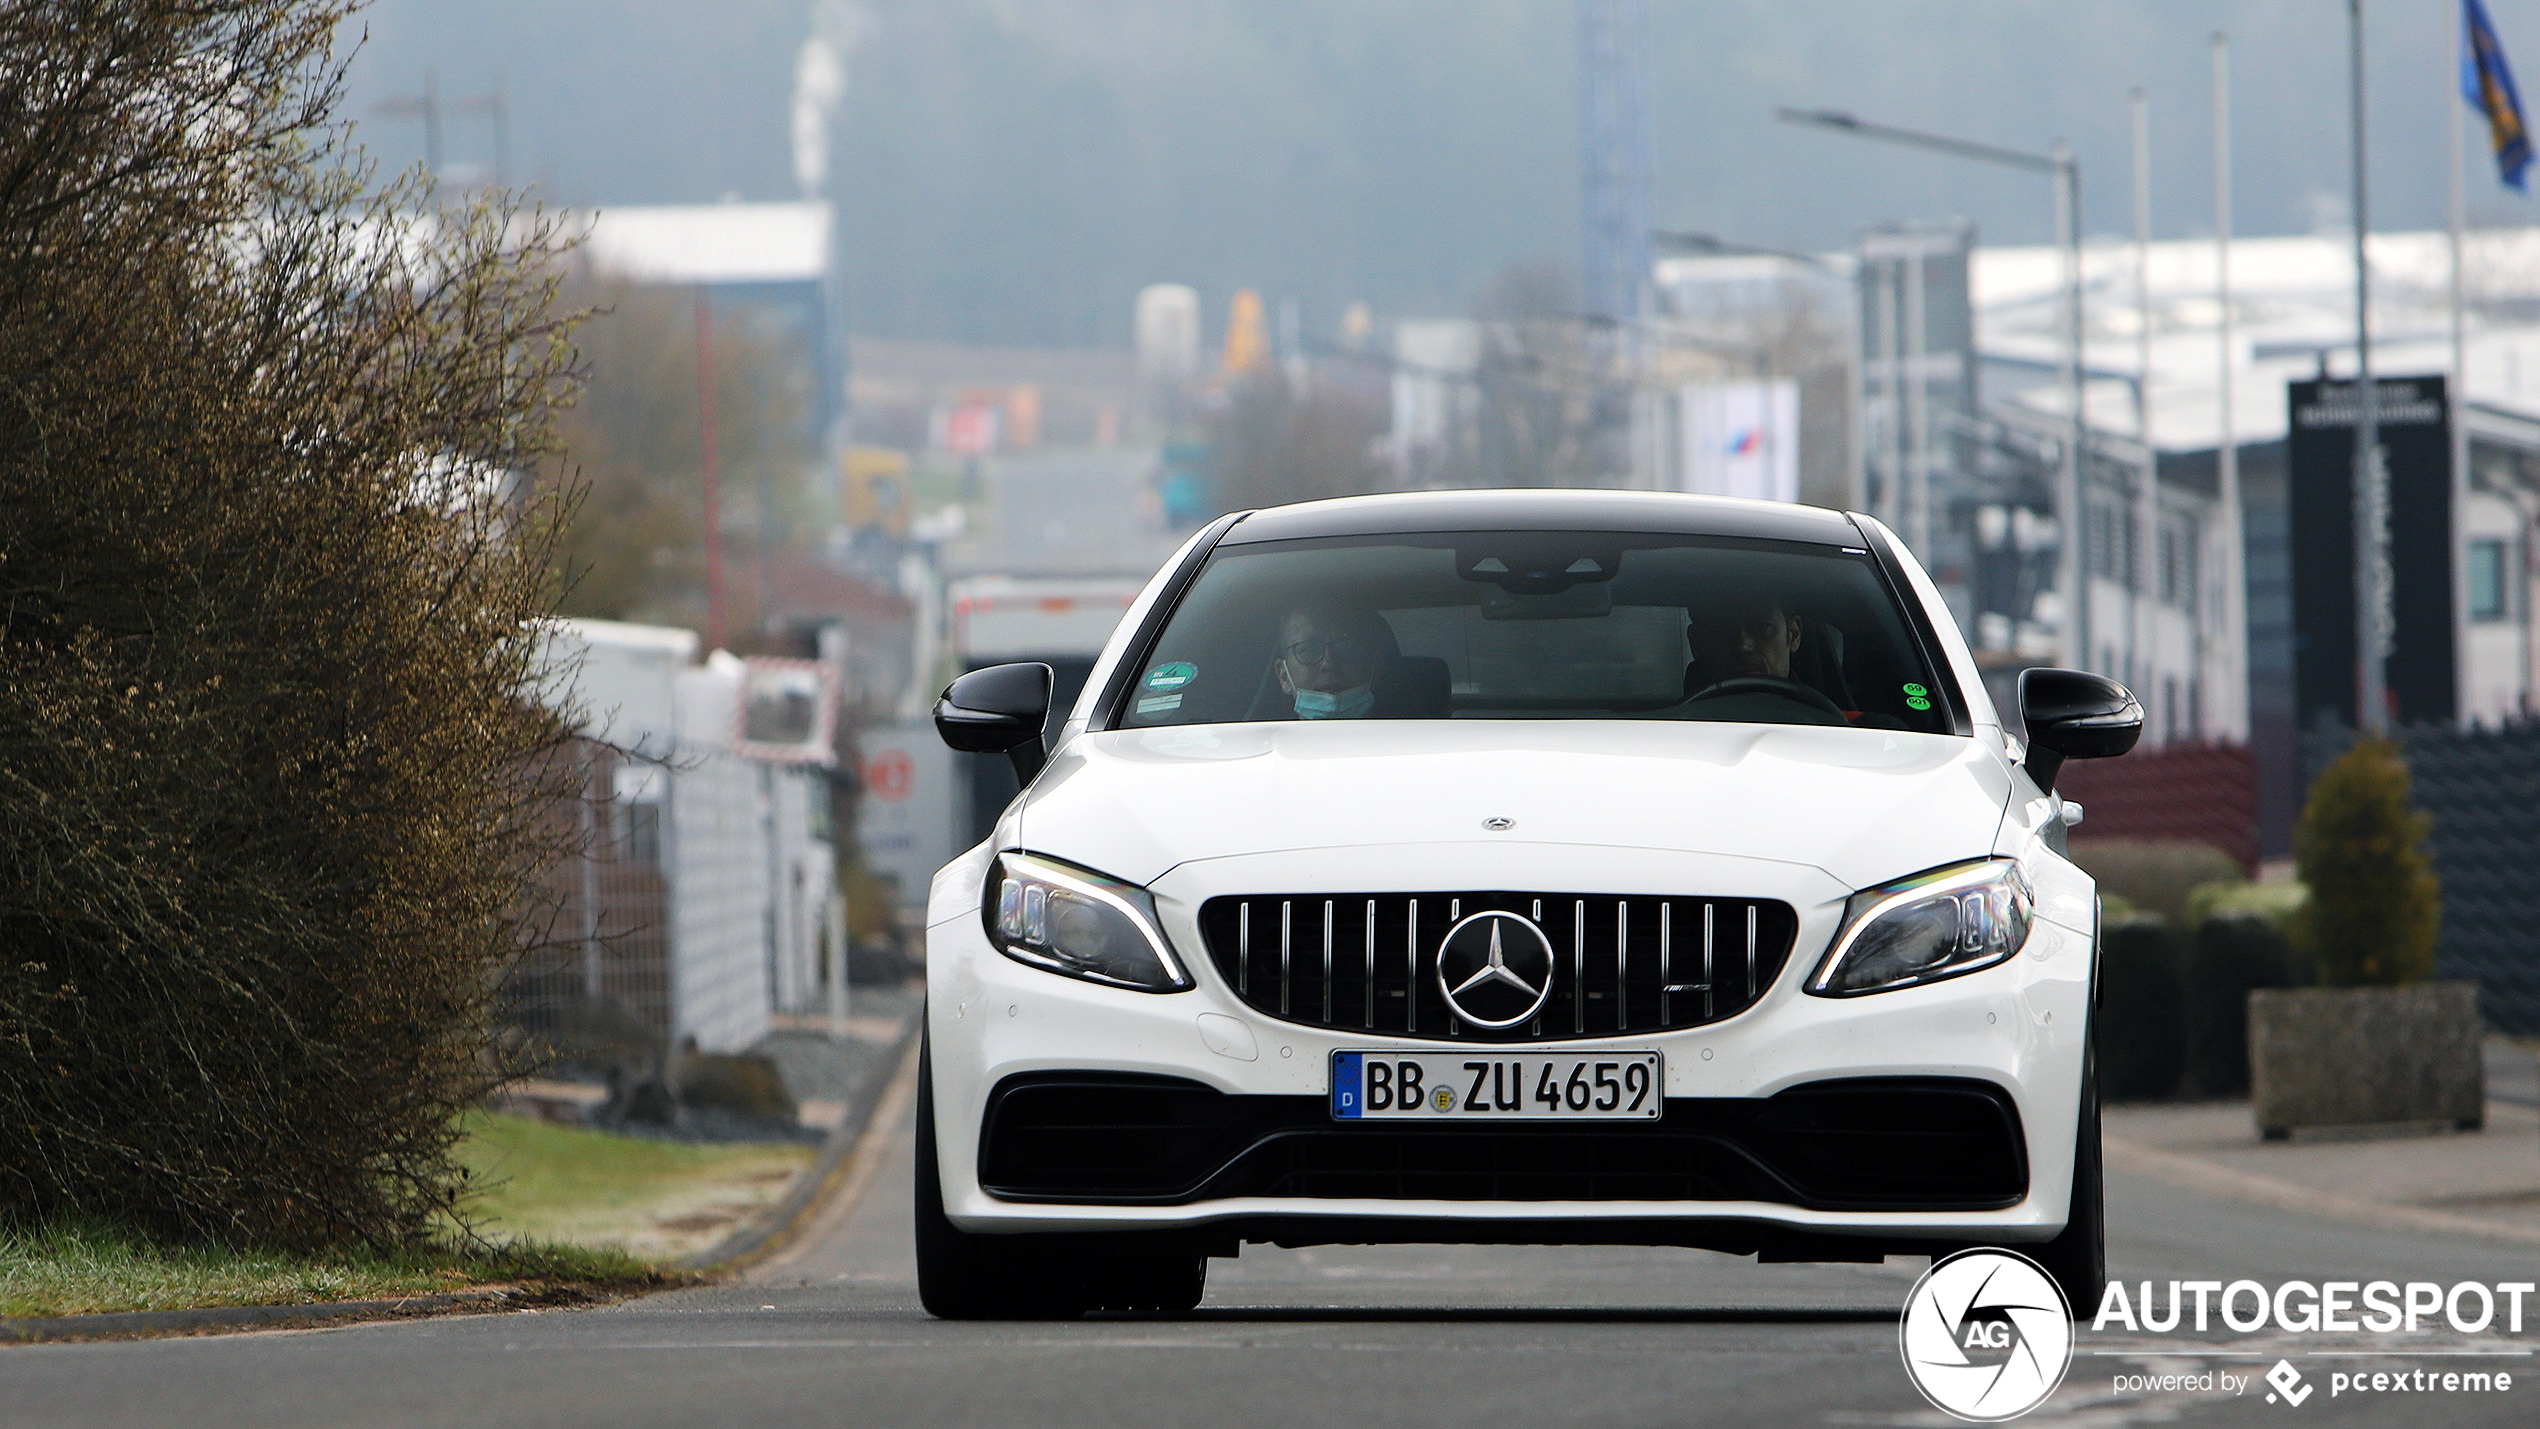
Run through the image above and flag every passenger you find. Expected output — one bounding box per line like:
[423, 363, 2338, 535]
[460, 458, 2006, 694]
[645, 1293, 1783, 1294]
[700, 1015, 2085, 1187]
[1687, 592, 1803, 687]
[1274, 602, 1394, 719]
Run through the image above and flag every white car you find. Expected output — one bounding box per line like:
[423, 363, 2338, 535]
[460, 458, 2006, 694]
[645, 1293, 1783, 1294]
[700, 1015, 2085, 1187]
[919, 490, 2138, 1318]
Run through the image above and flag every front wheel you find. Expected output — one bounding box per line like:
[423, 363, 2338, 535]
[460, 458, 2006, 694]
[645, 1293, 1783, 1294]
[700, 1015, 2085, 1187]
[2029, 1050, 2105, 1318]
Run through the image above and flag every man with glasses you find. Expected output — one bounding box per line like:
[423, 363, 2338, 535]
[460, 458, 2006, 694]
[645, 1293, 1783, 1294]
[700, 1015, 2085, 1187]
[1273, 602, 1397, 719]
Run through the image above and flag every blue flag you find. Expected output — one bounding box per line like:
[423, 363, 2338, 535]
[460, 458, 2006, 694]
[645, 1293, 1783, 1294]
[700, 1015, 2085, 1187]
[2464, 0, 2533, 191]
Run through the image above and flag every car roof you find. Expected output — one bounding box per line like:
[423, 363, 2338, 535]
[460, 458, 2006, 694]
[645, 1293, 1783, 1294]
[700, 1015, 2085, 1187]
[1217, 489, 1868, 547]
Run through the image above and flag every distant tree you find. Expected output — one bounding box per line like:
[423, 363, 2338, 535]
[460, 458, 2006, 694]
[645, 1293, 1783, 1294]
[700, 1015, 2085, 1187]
[2291, 739, 2440, 987]
[0, 0, 580, 1248]
[1207, 370, 1387, 511]
[1470, 262, 1602, 489]
[547, 280, 811, 632]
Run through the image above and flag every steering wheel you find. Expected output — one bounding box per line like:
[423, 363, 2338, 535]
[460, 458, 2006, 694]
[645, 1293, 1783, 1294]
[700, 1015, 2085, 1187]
[1686, 676, 1849, 721]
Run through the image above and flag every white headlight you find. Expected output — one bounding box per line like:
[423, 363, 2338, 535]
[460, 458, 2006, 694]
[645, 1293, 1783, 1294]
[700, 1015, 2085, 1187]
[982, 852, 1192, 993]
[1808, 859, 2033, 997]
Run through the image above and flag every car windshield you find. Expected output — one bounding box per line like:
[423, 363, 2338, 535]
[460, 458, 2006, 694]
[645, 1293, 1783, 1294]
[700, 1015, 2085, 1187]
[1115, 531, 1955, 734]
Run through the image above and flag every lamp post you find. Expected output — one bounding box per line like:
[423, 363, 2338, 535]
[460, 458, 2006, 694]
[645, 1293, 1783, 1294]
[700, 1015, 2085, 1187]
[2348, 0, 2389, 735]
[1776, 107, 2089, 672]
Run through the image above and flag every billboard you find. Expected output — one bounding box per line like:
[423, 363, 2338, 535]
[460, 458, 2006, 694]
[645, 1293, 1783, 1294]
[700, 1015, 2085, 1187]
[734, 658, 840, 765]
[1679, 380, 1799, 503]
[2286, 375, 2456, 731]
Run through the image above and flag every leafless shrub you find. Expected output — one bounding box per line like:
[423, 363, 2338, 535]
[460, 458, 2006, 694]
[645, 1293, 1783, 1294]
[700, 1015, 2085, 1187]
[0, 0, 583, 1249]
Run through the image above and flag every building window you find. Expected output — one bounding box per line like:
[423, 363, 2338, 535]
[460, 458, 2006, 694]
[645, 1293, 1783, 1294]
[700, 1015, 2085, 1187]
[2160, 517, 2198, 609]
[2089, 502, 2143, 591]
[2468, 537, 2513, 623]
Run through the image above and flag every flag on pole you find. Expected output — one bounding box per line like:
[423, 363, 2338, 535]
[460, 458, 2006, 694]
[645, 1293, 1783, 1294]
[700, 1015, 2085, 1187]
[2464, 0, 2533, 190]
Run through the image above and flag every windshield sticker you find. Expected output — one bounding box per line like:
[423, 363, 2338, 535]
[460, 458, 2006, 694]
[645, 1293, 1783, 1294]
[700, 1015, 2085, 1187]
[1135, 693, 1183, 714]
[1144, 662, 1197, 691]
[1902, 682, 1931, 711]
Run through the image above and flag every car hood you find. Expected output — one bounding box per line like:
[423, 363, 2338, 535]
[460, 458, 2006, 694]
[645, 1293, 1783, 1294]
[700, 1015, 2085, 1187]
[1017, 720, 2014, 893]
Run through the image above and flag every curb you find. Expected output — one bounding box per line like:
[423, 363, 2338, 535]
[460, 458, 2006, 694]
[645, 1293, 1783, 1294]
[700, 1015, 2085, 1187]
[0, 1004, 925, 1346]
[679, 1011, 925, 1275]
[0, 1284, 607, 1345]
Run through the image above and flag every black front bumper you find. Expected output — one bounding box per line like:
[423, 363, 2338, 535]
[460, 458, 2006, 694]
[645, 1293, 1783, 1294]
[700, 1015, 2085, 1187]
[977, 1072, 2028, 1212]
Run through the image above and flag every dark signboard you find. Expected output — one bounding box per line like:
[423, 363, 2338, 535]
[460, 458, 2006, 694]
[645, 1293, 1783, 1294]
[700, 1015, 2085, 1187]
[2286, 375, 2454, 732]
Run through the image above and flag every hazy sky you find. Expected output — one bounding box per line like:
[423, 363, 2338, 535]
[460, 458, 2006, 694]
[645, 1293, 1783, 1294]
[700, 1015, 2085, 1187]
[341, 1, 2540, 346]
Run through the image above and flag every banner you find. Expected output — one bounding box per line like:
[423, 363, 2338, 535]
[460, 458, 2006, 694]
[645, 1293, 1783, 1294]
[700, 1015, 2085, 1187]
[1678, 380, 1799, 503]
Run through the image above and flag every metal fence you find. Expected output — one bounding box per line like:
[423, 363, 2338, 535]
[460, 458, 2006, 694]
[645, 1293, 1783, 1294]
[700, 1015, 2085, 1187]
[510, 740, 676, 1061]
[2301, 720, 2540, 1035]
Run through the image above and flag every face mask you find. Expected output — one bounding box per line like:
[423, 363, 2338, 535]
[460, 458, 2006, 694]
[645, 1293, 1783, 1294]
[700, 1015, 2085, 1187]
[1294, 684, 1375, 720]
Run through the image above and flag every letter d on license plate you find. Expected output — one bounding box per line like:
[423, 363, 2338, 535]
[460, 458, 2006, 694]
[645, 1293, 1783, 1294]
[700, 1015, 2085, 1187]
[1331, 1050, 1662, 1121]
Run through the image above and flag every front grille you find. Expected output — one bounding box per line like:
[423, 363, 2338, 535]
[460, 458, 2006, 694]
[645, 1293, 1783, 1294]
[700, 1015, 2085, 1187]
[1197, 892, 1799, 1042]
[977, 1073, 2028, 1210]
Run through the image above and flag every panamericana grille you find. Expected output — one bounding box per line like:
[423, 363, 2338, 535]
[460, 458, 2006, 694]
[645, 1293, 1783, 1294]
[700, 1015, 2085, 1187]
[1197, 892, 1799, 1043]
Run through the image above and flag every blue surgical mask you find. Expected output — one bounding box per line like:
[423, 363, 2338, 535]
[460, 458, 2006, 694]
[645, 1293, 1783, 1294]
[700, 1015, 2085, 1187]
[1294, 684, 1375, 720]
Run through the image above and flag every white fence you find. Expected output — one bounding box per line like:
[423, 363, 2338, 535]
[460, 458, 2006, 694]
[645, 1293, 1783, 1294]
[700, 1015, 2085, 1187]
[531, 621, 838, 1057]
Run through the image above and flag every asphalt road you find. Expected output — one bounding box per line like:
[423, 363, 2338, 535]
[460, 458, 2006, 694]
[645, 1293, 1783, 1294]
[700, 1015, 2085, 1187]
[11, 1072, 2537, 1429]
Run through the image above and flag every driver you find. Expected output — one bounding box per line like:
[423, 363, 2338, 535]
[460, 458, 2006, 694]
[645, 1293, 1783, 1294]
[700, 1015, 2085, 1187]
[1687, 593, 1803, 689]
[1275, 602, 1394, 719]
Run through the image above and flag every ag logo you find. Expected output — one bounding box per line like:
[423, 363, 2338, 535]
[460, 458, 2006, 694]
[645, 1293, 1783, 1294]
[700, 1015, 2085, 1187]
[1899, 1249, 2073, 1422]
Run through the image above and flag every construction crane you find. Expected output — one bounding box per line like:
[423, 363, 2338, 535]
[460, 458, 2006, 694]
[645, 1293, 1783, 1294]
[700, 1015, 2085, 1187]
[1576, 0, 1654, 332]
[1575, 0, 1655, 485]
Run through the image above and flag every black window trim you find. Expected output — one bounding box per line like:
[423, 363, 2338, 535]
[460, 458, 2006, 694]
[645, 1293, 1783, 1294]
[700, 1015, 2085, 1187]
[1848, 514, 1975, 737]
[1087, 510, 1250, 733]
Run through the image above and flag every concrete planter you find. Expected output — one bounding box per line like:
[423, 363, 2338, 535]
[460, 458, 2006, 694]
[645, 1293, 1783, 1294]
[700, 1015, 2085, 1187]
[2246, 983, 2485, 1138]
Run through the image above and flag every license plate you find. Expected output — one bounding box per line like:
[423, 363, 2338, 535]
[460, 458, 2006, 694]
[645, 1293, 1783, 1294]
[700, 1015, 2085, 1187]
[1330, 1051, 1663, 1121]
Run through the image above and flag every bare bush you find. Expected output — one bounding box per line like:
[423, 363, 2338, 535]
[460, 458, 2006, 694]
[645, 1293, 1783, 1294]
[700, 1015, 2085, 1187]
[0, 1, 580, 1249]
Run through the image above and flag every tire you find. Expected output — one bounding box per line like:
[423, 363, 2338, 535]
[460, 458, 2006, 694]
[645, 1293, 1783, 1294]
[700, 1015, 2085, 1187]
[2030, 1042, 2106, 1319]
[913, 1034, 1209, 1318]
[914, 1034, 1081, 1320]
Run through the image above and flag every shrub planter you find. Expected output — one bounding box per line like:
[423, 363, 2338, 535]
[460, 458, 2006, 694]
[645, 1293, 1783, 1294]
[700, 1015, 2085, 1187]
[2246, 983, 2485, 1138]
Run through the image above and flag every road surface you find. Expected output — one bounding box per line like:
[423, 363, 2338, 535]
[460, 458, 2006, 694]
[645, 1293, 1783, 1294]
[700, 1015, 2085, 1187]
[10, 1061, 2534, 1428]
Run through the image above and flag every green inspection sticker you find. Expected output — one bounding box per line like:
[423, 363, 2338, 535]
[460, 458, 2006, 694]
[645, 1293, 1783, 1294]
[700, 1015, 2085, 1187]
[1902, 682, 1928, 697]
[1907, 696, 1932, 711]
[1144, 662, 1197, 691]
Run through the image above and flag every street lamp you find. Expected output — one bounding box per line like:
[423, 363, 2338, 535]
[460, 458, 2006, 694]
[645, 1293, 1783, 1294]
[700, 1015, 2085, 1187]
[1775, 107, 2089, 672]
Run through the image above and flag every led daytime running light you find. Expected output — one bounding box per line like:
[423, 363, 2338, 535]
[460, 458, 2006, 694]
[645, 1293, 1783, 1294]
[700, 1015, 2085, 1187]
[1809, 859, 2033, 997]
[984, 852, 1192, 992]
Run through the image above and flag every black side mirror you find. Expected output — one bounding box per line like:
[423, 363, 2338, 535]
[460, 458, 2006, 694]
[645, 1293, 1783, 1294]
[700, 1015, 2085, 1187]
[935, 662, 1054, 784]
[2018, 668, 2142, 793]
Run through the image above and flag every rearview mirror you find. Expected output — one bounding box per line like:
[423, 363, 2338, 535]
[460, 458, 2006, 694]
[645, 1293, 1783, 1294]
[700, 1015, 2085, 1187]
[2018, 668, 2142, 793]
[935, 662, 1054, 783]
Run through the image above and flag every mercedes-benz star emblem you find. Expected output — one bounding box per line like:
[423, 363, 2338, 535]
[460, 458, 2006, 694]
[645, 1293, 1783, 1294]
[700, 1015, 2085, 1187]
[1435, 910, 1556, 1028]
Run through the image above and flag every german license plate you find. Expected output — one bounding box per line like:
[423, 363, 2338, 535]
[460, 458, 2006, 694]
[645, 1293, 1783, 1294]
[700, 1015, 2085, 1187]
[1330, 1050, 1662, 1121]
